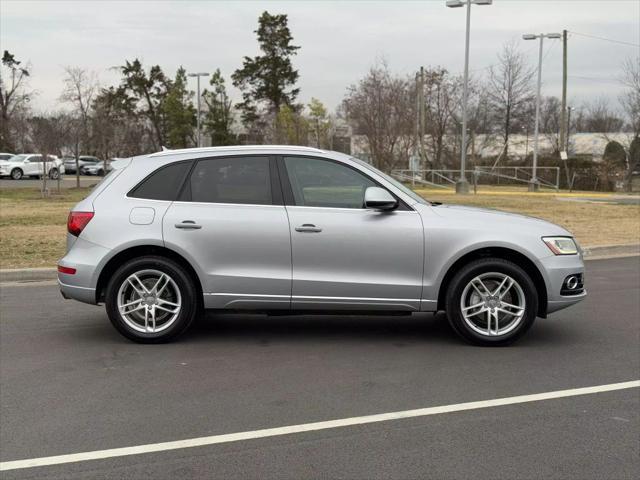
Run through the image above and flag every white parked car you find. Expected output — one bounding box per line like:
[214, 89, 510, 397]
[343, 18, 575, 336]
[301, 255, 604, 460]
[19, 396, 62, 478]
[0, 152, 15, 161]
[82, 160, 112, 176]
[0, 154, 65, 180]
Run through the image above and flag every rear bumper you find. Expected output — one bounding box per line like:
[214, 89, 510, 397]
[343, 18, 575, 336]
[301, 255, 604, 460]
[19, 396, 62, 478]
[59, 280, 96, 304]
[58, 236, 110, 305]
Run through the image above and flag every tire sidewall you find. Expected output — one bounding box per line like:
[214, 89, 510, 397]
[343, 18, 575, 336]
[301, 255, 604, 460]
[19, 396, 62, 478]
[11, 168, 22, 180]
[105, 256, 197, 343]
[446, 258, 538, 346]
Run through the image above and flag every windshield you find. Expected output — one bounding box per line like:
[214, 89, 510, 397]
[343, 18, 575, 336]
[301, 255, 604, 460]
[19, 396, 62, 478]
[9, 155, 27, 162]
[350, 157, 429, 205]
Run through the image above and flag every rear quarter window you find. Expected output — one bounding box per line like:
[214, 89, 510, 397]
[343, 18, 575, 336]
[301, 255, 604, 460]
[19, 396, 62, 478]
[128, 161, 192, 201]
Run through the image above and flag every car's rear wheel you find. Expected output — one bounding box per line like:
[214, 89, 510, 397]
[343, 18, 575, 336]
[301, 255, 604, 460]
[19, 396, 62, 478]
[105, 256, 198, 343]
[445, 258, 538, 346]
[10, 168, 23, 180]
[49, 168, 59, 180]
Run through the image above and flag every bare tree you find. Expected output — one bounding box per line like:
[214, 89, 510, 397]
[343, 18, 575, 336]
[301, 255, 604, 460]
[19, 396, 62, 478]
[540, 96, 562, 153]
[0, 50, 33, 151]
[28, 113, 71, 196]
[620, 57, 640, 136]
[60, 67, 99, 187]
[579, 97, 624, 133]
[619, 57, 640, 190]
[487, 41, 535, 159]
[342, 62, 415, 171]
[422, 68, 461, 169]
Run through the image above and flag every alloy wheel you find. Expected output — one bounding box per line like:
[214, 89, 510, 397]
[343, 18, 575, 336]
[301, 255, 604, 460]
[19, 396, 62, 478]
[116, 269, 182, 333]
[459, 272, 526, 337]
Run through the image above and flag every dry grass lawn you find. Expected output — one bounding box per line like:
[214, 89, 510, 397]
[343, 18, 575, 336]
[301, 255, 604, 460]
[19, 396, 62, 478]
[0, 186, 638, 269]
[0, 188, 90, 268]
[417, 188, 640, 248]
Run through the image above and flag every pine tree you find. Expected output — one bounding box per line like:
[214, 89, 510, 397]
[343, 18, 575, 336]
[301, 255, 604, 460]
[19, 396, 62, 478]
[232, 11, 300, 130]
[202, 69, 235, 146]
[163, 67, 195, 148]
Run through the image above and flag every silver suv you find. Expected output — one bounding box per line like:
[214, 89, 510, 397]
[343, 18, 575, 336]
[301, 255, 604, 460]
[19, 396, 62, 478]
[58, 146, 586, 345]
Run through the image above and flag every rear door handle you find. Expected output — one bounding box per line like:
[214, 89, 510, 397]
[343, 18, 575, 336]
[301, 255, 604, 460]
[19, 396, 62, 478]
[295, 224, 322, 233]
[175, 220, 202, 230]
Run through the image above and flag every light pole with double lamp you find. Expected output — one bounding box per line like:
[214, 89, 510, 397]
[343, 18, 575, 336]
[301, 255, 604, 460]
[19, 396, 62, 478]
[188, 72, 210, 148]
[522, 32, 561, 191]
[446, 0, 493, 194]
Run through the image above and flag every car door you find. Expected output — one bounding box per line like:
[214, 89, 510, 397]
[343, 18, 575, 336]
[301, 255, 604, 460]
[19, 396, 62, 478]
[163, 156, 292, 310]
[280, 156, 424, 311]
[23, 155, 40, 176]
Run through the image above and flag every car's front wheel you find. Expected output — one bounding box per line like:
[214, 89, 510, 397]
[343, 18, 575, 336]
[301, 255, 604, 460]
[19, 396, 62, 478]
[10, 168, 23, 180]
[445, 258, 538, 346]
[49, 168, 59, 180]
[105, 256, 198, 343]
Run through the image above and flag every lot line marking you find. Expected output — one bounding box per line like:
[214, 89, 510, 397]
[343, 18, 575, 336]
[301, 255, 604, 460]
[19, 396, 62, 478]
[1, 380, 638, 472]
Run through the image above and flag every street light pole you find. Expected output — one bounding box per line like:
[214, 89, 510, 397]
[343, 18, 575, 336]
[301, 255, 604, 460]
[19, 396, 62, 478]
[531, 34, 544, 191]
[446, 0, 493, 194]
[523, 32, 561, 191]
[188, 72, 210, 148]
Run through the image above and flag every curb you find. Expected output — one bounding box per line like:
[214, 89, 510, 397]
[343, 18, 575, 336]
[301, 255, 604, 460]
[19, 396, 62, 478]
[582, 243, 640, 260]
[0, 244, 638, 283]
[0, 268, 57, 283]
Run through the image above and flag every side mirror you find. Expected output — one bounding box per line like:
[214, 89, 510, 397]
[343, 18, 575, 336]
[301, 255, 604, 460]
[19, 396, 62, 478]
[364, 186, 398, 211]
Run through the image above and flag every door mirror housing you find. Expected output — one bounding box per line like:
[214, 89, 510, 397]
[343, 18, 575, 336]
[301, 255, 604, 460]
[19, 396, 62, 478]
[364, 186, 398, 211]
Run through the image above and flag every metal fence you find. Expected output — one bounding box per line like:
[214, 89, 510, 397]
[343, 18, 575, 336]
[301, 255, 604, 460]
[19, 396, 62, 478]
[391, 166, 561, 191]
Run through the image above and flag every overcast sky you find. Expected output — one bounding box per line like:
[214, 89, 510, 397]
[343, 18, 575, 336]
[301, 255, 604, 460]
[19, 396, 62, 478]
[1, 0, 638, 113]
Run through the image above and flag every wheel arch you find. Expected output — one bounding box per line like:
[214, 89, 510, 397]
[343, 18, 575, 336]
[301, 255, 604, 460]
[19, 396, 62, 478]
[95, 245, 204, 308]
[436, 246, 548, 318]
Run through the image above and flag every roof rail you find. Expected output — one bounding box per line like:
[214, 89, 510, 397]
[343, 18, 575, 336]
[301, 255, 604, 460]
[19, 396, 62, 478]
[148, 145, 325, 158]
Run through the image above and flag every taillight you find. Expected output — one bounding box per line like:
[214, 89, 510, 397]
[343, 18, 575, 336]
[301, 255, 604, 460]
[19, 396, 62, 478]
[67, 211, 94, 237]
[57, 265, 77, 275]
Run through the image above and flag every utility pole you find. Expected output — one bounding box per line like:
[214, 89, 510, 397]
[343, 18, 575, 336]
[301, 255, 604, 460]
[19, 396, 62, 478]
[560, 107, 575, 191]
[188, 72, 210, 148]
[415, 67, 426, 172]
[419, 66, 426, 170]
[559, 29, 568, 156]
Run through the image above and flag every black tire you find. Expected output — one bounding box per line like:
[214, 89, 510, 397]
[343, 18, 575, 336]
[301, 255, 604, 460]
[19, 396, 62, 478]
[445, 258, 538, 346]
[10, 168, 23, 180]
[105, 256, 198, 343]
[98, 169, 104, 176]
[49, 168, 59, 180]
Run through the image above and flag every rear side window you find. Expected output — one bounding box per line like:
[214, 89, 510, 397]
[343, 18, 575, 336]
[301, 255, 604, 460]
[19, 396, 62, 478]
[129, 161, 192, 201]
[183, 156, 272, 205]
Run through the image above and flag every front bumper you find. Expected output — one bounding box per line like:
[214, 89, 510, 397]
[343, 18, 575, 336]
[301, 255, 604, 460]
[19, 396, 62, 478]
[539, 253, 587, 314]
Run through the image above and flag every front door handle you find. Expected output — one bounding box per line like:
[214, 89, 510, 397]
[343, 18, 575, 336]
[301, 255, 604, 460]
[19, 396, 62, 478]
[175, 220, 202, 230]
[295, 224, 322, 233]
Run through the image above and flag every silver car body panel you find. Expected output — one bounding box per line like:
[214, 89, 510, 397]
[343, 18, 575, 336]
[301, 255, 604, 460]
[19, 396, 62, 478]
[58, 146, 586, 317]
[164, 201, 292, 309]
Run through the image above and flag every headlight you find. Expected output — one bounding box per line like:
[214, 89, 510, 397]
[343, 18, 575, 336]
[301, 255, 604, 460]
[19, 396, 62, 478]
[542, 236, 578, 255]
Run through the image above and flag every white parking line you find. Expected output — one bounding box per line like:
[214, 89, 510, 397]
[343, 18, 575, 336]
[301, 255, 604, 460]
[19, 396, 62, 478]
[1, 380, 638, 472]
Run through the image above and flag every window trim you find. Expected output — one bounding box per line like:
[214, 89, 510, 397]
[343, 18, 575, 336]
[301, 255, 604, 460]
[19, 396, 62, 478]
[127, 159, 194, 201]
[175, 154, 282, 206]
[277, 155, 412, 211]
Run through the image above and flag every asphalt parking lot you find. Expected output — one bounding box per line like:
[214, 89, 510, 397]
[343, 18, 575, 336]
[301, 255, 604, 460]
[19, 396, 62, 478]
[0, 176, 101, 189]
[0, 256, 638, 479]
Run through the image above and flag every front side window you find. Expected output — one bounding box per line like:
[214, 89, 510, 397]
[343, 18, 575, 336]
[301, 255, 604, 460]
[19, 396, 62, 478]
[283, 156, 376, 209]
[129, 161, 192, 201]
[185, 156, 272, 205]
